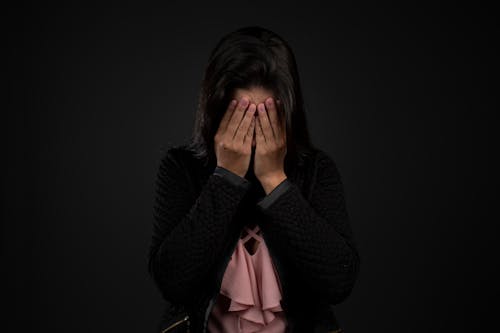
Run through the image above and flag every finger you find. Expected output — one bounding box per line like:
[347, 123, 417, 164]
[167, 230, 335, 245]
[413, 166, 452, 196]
[257, 103, 274, 142]
[264, 97, 281, 140]
[245, 115, 256, 145]
[227, 97, 250, 139]
[234, 103, 256, 143]
[255, 114, 266, 145]
[217, 99, 238, 134]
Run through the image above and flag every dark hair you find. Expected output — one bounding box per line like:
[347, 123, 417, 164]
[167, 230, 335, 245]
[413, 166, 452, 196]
[186, 26, 316, 172]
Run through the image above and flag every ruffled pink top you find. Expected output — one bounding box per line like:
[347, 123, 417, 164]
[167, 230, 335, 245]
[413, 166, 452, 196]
[208, 224, 287, 332]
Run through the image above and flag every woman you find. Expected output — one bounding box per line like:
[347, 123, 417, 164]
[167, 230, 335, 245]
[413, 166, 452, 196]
[148, 26, 360, 333]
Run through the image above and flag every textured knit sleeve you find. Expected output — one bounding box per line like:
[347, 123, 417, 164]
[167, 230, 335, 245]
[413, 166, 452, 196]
[256, 150, 360, 305]
[148, 149, 251, 305]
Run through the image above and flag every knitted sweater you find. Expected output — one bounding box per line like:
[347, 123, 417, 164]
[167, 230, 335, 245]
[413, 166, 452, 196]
[148, 144, 360, 333]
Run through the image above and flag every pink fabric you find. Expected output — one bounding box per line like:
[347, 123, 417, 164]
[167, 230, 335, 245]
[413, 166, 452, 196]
[208, 224, 287, 333]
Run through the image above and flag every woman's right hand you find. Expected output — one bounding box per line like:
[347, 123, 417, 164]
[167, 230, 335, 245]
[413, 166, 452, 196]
[214, 97, 257, 178]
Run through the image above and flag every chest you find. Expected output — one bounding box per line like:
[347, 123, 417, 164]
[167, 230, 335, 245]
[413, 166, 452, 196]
[240, 221, 261, 254]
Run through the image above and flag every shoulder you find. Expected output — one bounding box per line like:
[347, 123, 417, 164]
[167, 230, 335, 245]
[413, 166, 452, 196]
[284, 146, 339, 182]
[159, 143, 196, 169]
[304, 147, 337, 169]
[309, 148, 342, 181]
[315, 149, 338, 167]
[154, 145, 193, 187]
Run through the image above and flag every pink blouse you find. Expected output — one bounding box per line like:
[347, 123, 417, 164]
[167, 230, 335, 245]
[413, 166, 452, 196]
[208, 224, 287, 332]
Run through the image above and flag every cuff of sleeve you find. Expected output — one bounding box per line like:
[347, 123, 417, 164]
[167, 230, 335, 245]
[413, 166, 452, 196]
[213, 166, 251, 190]
[256, 178, 292, 211]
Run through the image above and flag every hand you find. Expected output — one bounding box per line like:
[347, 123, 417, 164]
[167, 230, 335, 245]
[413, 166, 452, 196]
[254, 97, 288, 194]
[214, 97, 257, 178]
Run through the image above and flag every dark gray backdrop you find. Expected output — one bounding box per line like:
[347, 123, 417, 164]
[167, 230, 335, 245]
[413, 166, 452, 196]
[3, 2, 493, 333]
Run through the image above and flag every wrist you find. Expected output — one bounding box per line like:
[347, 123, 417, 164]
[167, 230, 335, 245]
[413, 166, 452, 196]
[216, 165, 245, 178]
[260, 172, 287, 195]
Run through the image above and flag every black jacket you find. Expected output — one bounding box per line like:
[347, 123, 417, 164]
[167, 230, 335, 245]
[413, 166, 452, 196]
[148, 144, 360, 333]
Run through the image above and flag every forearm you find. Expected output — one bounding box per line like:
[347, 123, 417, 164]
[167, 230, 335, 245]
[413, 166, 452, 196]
[153, 169, 251, 303]
[257, 179, 360, 304]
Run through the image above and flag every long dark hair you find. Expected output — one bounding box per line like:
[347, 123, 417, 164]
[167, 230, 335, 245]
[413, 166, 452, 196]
[186, 26, 316, 172]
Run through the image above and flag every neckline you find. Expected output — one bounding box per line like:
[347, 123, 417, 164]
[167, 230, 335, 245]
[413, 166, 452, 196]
[240, 224, 263, 257]
[240, 238, 262, 258]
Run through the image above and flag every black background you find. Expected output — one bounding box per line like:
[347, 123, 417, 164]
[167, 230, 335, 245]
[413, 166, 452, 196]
[3, 1, 493, 332]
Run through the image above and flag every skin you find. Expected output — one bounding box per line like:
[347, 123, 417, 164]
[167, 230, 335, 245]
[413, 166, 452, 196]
[219, 86, 287, 195]
[214, 88, 286, 254]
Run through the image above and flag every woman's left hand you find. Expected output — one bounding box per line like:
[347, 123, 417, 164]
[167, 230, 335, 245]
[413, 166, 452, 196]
[254, 97, 288, 195]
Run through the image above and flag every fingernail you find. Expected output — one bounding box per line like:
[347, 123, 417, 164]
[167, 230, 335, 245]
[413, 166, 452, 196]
[241, 98, 249, 107]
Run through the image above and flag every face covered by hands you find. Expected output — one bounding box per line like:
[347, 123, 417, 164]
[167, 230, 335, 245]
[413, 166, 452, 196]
[230, 86, 288, 194]
[253, 97, 287, 194]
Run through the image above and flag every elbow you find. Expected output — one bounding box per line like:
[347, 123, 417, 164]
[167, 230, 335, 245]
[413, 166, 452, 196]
[148, 248, 189, 304]
[326, 250, 361, 305]
[154, 266, 190, 304]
